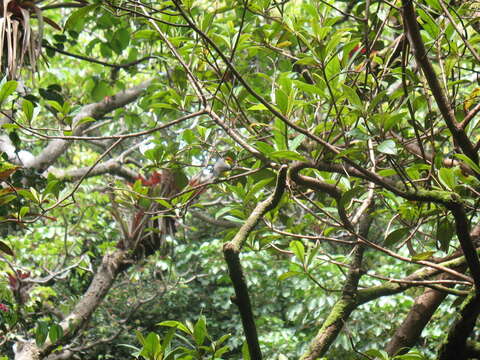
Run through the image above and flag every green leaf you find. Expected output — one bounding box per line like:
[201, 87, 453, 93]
[18, 206, 29, 218]
[44, 180, 62, 198]
[91, 81, 111, 102]
[214, 345, 230, 357]
[242, 341, 251, 360]
[64, 4, 99, 31]
[278, 271, 301, 280]
[411, 251, 435, 261]
[438, 167, 457, 190]
[290, 134, 306, 150]
[384, 228, 409, 247]
[270, 150, 306, 161]
[273, 118, 287, 150]
[365, 349, 388, 360]
[377, 139, 397, 155]
[289, 240, 305, 263]
[245, 177, 274, 202]
[377, 169, 398, 177]
[141, 332, 161, 359]
[111, 28, 130, 54]
[306, 244, 320, 267]
[158, 320, 192, 334]
[275, 88, 289, 115]
[76, 116, 96, 126]
[248, 104, 268, 111]
[0, 194, 17, 206]
[161, 327, 177, 354]
[35, 322, 49, 346]
[22, 100, 34, 122]
[182, 129, 196, 144]
[133, 29, 159, 40]
[437, 218, 454, 252]
[48, 323, 63, 343]
[294, 57, 317, 65]
[342, 84, 362, 109]
[193, 315, 208, 345]
[294, 80, 323, 96]
[46, 100, 64, 114]
[255, 141, 275, 155]
[339, 186, 363, 208]
[454, 154, 480, 175]
[0, 81, 17, 107]
[1, 123, 19, 131]
[135, 330, 145, 345]
[214, 333, 232, 347]
[155, 198, 172, 209]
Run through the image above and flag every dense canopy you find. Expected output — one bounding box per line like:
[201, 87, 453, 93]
[1, 0, 480, 359]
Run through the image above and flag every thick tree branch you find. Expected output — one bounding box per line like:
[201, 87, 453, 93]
[402, 0, 478, 162]
[48, 158, 138, 183]
[386, 276, 456, 356]
[223, 166, 287, 360]
[301, 214, 371, 360]
[32, 80, 152, 171]
[448, 203, 480, 291]
[385, 224, 480, 356]
[14, 249, 127, 360]
[289, 161, 352, 230]
[438, 293, 480, 359]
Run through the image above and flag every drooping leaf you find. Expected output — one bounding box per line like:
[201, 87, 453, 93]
[35, 322, 49, 346]
[64, 4, 100, 31]
[377, 140, 397, 155]
[158, 320, 192, 335]
[437, 218, 454, 252]
[438, 167, 457, 190]
[384, 228, 409, 247]
[0, 81, 18, 107]
[193, 315, 208, 345]
[289, 240, 305, 263]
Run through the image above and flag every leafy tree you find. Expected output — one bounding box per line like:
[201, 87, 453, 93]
[1, 0, 480, 359]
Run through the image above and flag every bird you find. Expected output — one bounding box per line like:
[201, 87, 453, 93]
[186, 157, 233, 202]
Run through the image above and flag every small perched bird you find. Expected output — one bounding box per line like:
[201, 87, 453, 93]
[187, 157, 233, 201]
[189, 158, 232, 186]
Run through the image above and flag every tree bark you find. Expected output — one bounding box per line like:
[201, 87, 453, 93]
[14, 250, 127, 360]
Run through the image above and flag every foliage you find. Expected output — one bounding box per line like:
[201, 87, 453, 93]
[1, 0, 480, 359]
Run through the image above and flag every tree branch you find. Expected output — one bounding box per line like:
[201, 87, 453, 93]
[223, 166, 287, 360]
[401, 0, 478, 162]
[32, 80, 152, 171]
[301, 214, 371, 360]
[438, 293, 480, 359]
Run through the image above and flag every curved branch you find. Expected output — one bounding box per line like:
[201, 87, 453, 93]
[289, 161, 352, 230]
[223, 166, 287, 360]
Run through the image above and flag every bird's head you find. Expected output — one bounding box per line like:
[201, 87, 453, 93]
[213, 157, 233, 177]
